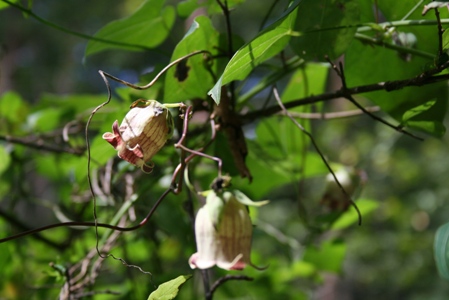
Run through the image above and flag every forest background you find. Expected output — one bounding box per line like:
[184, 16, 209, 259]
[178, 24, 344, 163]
[1, 0, 449, 299]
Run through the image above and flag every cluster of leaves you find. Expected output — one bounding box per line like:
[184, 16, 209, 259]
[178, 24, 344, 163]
[1, 0, 449, 299]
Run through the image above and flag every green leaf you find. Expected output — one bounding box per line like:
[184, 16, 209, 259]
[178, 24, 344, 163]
[147, 275, 192, 300]
[85, 0, 175, 57]
[164, 16, 220, 103]
[177, 0, 198, 18]
[402, 100, 437, 122]
[345, 5, 448, 137]
[208, 0, 301, 104]
[0, 145, 11, 175]
[401, 99, 446, 137]
[282, 63, 329, 104]
[201, 0, 246, 15]
[303, 239, 347, 273]
[0, 91, 29, 129]
[27, 107, 62, 132]
[290, 0, 360, 60]
[331, 199, 379, 230]
[435, 222, 449, 280]
[0, 0, 17, 10]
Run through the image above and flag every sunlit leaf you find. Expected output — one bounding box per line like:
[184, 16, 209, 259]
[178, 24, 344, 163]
[303, 239, 346, 273]
[85, 0, 175, 56]
[147, 275, 192, 300]
[401, 99, 446, 137]
[331, 198, 379, 230]
[345, 4, 448, 137]
[208, 0, 301, 103]
[0, 91, 28, 129]
[27, 107, 62, 132]
[0, 0, 17, 10]
[0, 145, 11, 175]
[164, 16, 220, 103]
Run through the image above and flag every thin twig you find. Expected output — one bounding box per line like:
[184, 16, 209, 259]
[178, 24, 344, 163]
[100, 50, 211, 91]
[278, 106, 380, 119]
[216, 0, 235, 108]
[243, 62, 449, 123]
[1, 0, 158, 53]
[272, 87, 362, 225]
[435, 8, 444, 59]
[0, 134, 84, 155]
[207, 275, 253, 299]
[328, 59, 423, 141]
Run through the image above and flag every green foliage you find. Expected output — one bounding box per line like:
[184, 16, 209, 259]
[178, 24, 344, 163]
[164, 16, 220, 103]
[290, 0, 360, 60]
[1, 0, 449, 299]
[85, 0, 176, 56]
[209, 0, 300, 103]
[147, 275, 192, 300]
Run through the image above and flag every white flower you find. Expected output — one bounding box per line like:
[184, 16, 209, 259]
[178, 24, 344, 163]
[189, 189, 268, 270]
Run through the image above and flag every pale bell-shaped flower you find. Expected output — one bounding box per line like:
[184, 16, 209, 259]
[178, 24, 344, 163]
[102, 99, 174, 173]
[189, 189, 268, 270]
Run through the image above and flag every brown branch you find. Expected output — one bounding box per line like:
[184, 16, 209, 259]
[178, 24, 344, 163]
[326, 59, 423, 140]
[242, 67, 449, 122]
[278, 106, 380, 119]
[0, 134, 84, 155]
[0, 208, 66, 249]
[207, 275, 253, 300]
[435, 8, 444, 59]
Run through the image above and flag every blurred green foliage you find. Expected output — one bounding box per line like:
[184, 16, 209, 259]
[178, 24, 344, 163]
[1, 0, 449, 299]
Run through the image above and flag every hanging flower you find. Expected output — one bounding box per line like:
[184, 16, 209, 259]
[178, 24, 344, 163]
[102, 99, 174, 173]
[189, 184, 268, 270]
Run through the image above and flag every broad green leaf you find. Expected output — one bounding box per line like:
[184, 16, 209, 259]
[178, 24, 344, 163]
[0, 0, 17, 10]
[208, 0, 301, 104]
[164, 16, 220, 103]
[401, 99, 446, 136]
[303, 239, 346, 273]
[0, 145, 11, 175]
[177, 0, 245, 17]
[246, 141, 329, 198]
[177, 0, 199, 18]
[345, 1, 448, 137]
[282, 63, 329, 104]
[435, 222, 449, 280]
[204, 0, 246, 14]
[442, 29, 449, 50]
[39, 93, 112, 117]
[331, 198, 379, 230]
[402, 100, 437, 122]
[85, 0, 175, 57]
[290, 0, 360, 60]
[0, 91, 29, 129]
[27, 107, 62, 132]
[147, 275, 192, 300]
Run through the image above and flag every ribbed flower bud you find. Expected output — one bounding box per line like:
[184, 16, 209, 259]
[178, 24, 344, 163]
[189, 187, 268, 270]
[103, 99, 174, 173]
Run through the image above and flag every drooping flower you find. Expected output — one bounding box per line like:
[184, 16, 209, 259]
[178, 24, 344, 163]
[102, 99, 174, 173]
[189, 185, 268, 270]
